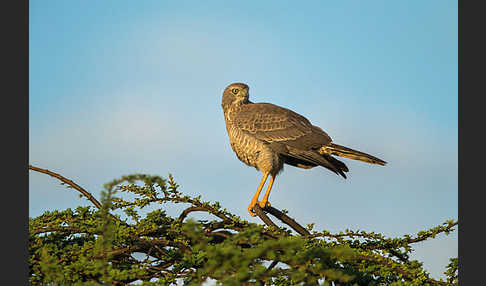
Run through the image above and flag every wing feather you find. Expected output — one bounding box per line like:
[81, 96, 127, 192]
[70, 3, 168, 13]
[232, 103, 332, 150]
[230, 102, 349, 178]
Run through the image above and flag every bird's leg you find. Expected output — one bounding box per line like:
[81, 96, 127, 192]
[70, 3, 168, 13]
[248, 173, 268, 216]
[258, 175, 275, 209]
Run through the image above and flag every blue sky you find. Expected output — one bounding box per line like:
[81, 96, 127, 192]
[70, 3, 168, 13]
[29, 0, 457, 280]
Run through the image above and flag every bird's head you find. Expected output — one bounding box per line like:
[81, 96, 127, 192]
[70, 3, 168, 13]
[222, 82, 250, 112]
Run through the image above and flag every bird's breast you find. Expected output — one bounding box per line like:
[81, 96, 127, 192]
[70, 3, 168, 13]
[225, 121, 284, 175]
[226, 124, 263, 168]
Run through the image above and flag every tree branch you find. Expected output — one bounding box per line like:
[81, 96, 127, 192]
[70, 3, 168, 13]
[253, 205, 286, 234]
[264, 206, 310, 236]
[253, 204, 310, 236]
[29, 164, 102, 209]
[178, 206, 210, 221]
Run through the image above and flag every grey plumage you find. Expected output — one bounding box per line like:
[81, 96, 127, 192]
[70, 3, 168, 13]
[221, 82, 386, 215]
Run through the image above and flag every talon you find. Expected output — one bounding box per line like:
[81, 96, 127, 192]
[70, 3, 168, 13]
[248, 203, 258, 217]
[258, 201, 270, 209]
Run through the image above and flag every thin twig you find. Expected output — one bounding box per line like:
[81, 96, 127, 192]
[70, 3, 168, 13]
[265, 260, 279, 272]
[178, 206, 208, 221]
[29, 164, 102, 209]
[31, 226, 82, 236]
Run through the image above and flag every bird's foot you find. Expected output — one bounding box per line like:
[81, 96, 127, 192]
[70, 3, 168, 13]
[248, 201, 271, 216]
[248, 202, 258, 217]
[258, 200, 271, 209]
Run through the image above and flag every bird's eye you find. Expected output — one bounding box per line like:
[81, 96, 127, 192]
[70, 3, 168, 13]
[231, 88, 239, 95]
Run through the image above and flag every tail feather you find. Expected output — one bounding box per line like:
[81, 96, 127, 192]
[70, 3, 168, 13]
[323, 154, 348, 178]
[319, 143, 387, 166]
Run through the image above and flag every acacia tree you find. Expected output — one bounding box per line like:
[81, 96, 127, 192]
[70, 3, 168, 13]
[29, 165, 458, 285]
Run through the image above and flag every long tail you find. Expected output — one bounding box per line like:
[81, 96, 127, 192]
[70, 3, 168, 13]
[318, 143, 387, 166]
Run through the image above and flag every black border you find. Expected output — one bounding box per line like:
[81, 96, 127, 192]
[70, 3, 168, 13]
[3, 0, 29, 284]
[458, 1, 480, 285]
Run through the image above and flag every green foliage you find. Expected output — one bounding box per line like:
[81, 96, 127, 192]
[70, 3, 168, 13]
[29, 173, 458, 285]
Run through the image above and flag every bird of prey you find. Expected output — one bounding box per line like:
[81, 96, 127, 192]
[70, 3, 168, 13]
[221, 82, 387, 216]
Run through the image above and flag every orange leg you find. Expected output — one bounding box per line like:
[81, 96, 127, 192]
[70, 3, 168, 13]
[248, 173, 268, 216]
[258, 175, 275, 209]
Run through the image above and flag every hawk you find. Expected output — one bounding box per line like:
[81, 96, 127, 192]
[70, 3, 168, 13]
[221, 82, 386, 216]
